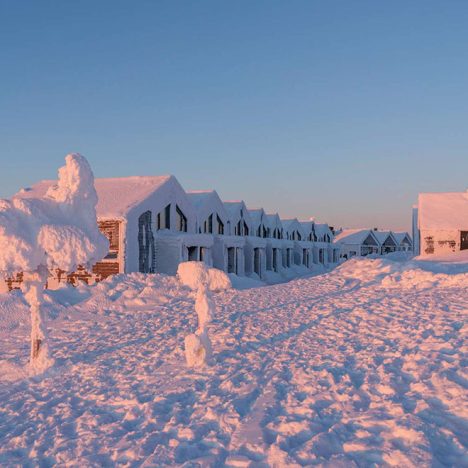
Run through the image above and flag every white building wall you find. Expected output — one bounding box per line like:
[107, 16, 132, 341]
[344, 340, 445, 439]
[419, 229, 460, 256]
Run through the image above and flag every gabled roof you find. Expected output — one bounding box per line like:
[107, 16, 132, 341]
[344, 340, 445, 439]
[265, 213, 282, 229]
[248, 208, 266, 229]
[373, 231, 398, 246]
[314, 223, 332, 238]
[223, 201, 252, 226]
[299, 220, 314, 233]
[393, 232, 412, 245]
[418, 191, 468, 230]
[334, 229, 377, 245]
[186, 190, 217, 210]
[15, 176, 175, 218]
[281, 218, 306, 238]
[186, 190, 228, 222]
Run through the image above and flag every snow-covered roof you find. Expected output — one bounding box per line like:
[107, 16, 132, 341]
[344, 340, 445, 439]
[281, 218, 306, 238]
[373, 231, 397, 246]
[186, 190, 228, 222]
[314, 223, 332, 238]
[418, 192, 468, 230]
[223, 201, 252, 223]
[393, 232, 412, 244]
[265, 213, 282, 229]
[248, 208, 266, 228]
[334, 229, 376, 245]
[299, 220, 314, 234]
[186, 190, 216, 210]
[16, 176, 175, 219]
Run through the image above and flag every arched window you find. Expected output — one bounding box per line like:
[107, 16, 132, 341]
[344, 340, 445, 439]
[157, 204, 171, 230]
[176, 205, 187, 232]
[217, 215, 224, 235]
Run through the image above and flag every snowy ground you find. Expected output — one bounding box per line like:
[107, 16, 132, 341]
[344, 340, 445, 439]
[0, 257, 467, 466]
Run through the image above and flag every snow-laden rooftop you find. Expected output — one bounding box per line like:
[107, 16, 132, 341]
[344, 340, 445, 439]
[418, 191, 468, 230]
[373, 231, 394, 244]
[16, 176, 174, 218]
[186, 191, 217, 210]
[334, 229, 373, 244]
[314, 223, 331, 237]
[248, 208, 265, 225]
[393, 232, 412, 244]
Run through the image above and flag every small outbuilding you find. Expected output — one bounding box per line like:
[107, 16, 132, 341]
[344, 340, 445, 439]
[415, 191, 468, 256]
[334, 229, 380, 259]
[373, 231, 398, 255]
[393, 232, 413, 252]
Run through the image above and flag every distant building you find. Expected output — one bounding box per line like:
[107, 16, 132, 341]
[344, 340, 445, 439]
[414, 191, 468, 256]
[334, 229, 380, 259]
[373, 231, 398, 255]
[393, 232, 413, 252]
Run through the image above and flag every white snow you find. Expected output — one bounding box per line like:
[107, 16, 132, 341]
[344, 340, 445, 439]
[18, 175, 174, 220]
[0, 153, 108, 374]
[3, 154, 108, 273]
[177, 261, 232, 291]
[0, 256, 467, 465]
[418, 191, 468, 230]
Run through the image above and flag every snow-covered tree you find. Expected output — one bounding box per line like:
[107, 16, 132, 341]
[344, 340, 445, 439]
[0, 153, 108, 374]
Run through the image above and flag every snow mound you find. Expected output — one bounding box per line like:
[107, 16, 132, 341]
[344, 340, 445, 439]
[336, 256, 468, 289]
[177, 262, 231, 291]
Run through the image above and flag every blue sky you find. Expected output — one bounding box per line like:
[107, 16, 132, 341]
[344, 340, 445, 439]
[1, 1, 467, 230]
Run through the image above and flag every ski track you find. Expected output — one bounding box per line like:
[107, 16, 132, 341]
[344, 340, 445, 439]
[0, 267, 467, 467]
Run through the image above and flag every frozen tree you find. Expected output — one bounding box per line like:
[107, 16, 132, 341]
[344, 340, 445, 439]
[185, 284, 216, 367]
[0, 153, 108, 374]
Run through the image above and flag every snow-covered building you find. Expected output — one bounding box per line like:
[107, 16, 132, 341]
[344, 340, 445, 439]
[249, 208, 281, 273]
[17, 176, 213, 278]
[264, 213, 288, 272]
[282, 219, 310, 267]
[334, 229, 380, 259]
[224, 201, 266, 278]
[393, 232, 413, 252]
[373, 231, 398, 255]
[187, 190, 245, 275]
[414, 191, 468, 256]
[314, 223, 339, 264]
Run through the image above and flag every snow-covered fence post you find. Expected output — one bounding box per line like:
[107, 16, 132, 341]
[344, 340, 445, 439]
[184, 282, 216, 367]
[0, 153, 108, 375]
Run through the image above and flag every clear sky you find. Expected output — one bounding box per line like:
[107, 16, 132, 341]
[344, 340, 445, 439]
[1, 1, 467, 231]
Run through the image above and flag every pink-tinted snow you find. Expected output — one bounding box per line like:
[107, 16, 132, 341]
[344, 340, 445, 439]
[0, 256, 467, 466]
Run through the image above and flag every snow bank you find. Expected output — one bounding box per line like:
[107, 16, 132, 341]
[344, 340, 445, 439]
[177, 262, 231, 291]
[0, 154, 108, 274]
[336, 255, 468, 290]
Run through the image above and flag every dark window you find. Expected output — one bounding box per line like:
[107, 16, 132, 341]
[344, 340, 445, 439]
[461, 231, 468, 250]
[236, 220, 242, 236]
[176, 205, 187, 232]
[157, 204, 171, 230]
[208, 214, 213, 233]
[243, 221, 249, 236]
[217, 215, 224, 235]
